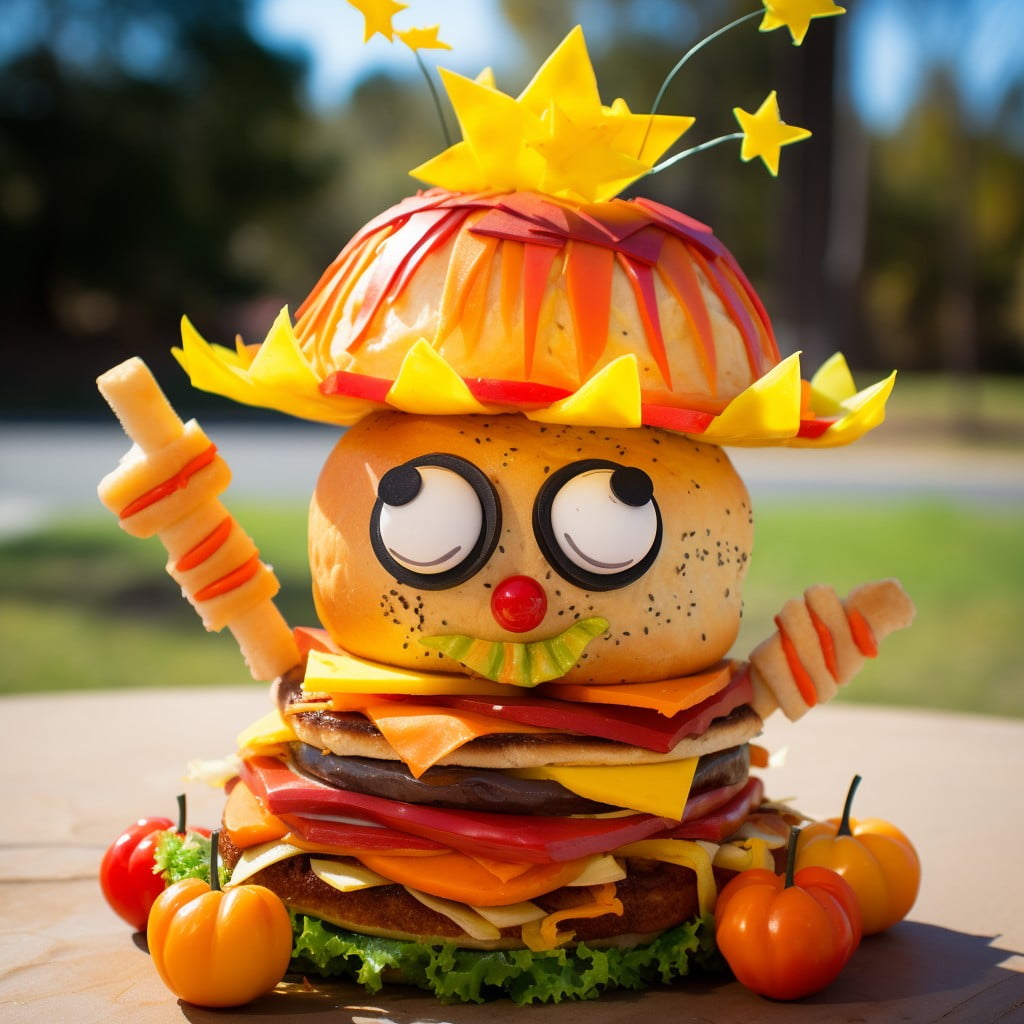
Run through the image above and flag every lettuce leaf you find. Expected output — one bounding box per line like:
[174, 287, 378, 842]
[154, 831, 228, 887]
[289, 912, 722, 1005]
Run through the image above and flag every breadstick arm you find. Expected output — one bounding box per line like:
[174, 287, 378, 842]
[96, 357, 301, 682]
[748, 580, 915, 721]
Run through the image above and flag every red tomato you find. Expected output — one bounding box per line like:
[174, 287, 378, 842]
[99, 796, 210, 931]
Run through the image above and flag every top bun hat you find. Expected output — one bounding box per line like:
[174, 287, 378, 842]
[175, 16, 891, 448]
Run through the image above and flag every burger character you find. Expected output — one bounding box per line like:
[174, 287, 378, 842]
[96, 20, 913, 1005]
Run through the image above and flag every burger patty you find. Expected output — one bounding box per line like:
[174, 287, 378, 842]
[291, 742, 750, 816]
[219, 830, 721, 950]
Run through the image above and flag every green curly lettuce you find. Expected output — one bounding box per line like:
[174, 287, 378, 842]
[289, 912, 723, 1005]
[153, 831, 229, 887]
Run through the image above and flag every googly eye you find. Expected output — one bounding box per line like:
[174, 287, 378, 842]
[533, 460, 662, 591]
[370, 454, 500, 590]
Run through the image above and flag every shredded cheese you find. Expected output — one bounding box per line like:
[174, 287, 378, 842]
[520, 883, 623, 952]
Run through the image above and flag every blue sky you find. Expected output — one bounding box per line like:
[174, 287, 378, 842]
[249, 0, 1024, 139]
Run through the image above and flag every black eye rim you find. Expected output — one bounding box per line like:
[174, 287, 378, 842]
[532, 458, 662, 592]
[370, 453, 501, 591]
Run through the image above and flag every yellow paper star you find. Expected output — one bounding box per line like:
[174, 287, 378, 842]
[346, 0, 408, 43]
[396, 25, 451, 52]
[733, 91, 811, 176]
[759, 0, 845, 46]
[410, 27, 693, 202]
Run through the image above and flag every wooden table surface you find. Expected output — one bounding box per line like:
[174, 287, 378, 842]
[2, 687, 1022, 1023]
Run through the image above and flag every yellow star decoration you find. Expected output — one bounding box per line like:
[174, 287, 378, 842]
[410, 26, 694, 203]
[346, 0, 408, 43]
[396, 25, 451, 52]
[733, 91, 811, 176]
[759, 0, 845, 46]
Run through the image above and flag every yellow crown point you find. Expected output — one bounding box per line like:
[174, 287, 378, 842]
[411, 26, 694, 200]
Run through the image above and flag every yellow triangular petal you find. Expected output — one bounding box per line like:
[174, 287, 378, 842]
[795, 371, 896, 448]
[440, 67, 536, 190]
[175, 315, 375, 426]
[174, 317, 256, 405]
[808, 350, 858, 415]
[810, 351, 857, 403]
[410, 142, 488, 192]
[386, 339, 493, 415]
[247, 308, 321, 391]
[528, 355, 642, 428]
[703, 352, 803, 443]
[517, 26, 602, 122]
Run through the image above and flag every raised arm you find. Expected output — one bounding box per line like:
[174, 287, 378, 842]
[97, 357, 300, 681]
[747, 580, 915, 721]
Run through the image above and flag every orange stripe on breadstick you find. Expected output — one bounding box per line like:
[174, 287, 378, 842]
[807, 604, 839, 680]
[175, 516, 233, 572]
[194, 555, 262, 602]
[119, 444, 218, 519]
[846, 607, 879, 658]
[774, 616, 818, 708]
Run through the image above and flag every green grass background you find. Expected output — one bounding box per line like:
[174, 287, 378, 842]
[3, 496, 1022, 716]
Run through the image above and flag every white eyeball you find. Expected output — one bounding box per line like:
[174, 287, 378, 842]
[371, 456, 500, 589]
[534, 461, 661, 590]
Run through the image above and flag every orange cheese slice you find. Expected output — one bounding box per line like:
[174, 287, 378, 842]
[364, 704, 554, 778]
[540, 661, 733, 716]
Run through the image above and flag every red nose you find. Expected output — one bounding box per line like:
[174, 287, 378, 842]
[491, 575, 547, 633]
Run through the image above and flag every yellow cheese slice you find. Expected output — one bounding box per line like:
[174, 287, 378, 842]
[310, 858, 391, 893]
[303, 648, 521, 697]
[404, 888, 502, 941]
[469, 901, 547, 928]
[235, 708, 298, 755]
[512, 758, 698, 819]
[564, 854, 627, 887]
[226, 840, 307, 887]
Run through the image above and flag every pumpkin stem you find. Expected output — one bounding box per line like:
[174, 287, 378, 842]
[838, 774, 862, 837]
[784, 825, 800, 888]
[209, 829, 222, 893]
[176, 793, 187, 835]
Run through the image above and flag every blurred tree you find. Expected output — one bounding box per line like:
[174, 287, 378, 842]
[856, 0, 1024, 383]
[0, 0, 338, 414]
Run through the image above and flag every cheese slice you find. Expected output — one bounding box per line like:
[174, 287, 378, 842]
[310, 857, 391, 893]
[541, 661, 732, 716]
[236, 708, 298, 755]
[304, 648, 521, 697]
[366, 704, 553, 778]
[512, 758, 698, 819]
[469, 901, 547, 928]
[226, 839, 307, 886]
[564, 854, 627, 887]
[404, 888, 502, 941]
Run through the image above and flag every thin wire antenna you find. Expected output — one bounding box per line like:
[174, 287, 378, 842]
[647, 132, 743, 176]
[638, 8, 761, 159]
[414, 49, 453, 148]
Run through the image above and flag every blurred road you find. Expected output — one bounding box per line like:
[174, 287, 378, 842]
[1, 420, 1022, 538]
